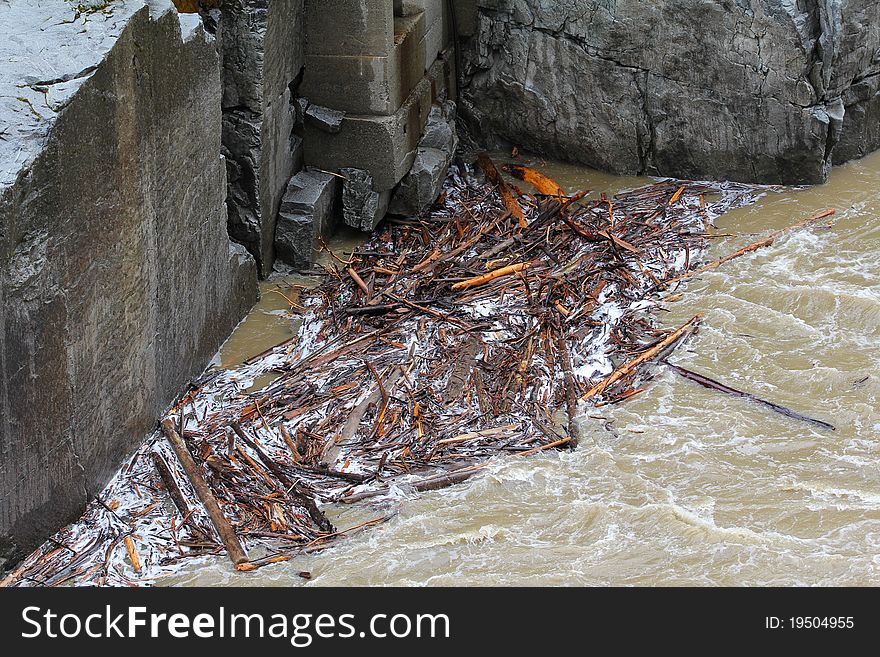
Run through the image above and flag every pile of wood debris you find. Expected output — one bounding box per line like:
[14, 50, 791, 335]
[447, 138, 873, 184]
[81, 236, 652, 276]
[2, 156, 835, 586]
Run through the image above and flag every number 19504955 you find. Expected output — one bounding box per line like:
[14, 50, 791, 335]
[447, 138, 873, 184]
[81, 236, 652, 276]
[765, 617, 854, 629]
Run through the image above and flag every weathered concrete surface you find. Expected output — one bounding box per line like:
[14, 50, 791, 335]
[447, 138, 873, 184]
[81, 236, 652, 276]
[275, 169, 341, 266]
[459, 0, 880, 185]
[303, 53, 456, 191]
[305, 0, 394, 57]
[401, 0, 450, 66]
[300, 11, 426, 116]
[389, 100, 459, 215]
[0, 1, 257, 564]
[220, 0, 304, 276]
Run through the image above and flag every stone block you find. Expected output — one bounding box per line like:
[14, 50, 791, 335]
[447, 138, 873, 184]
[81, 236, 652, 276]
[275, 169, 341, 266]
[220, 0, 305, 276]
[388, 147, 449, 216]
[220, 0, 304, 115]
[305, 0, 394, 57]
[389, 100, 458, 216]
[420, 15, 449, 69]
[223, 86, 297, 276]
[420, 100, 457, 151]
[305, 103, 346, 133]
[405, 0, 449, 64]
[426, 45, 457, 101]
[303, 73, 440, 190]
[342, 168, 392, 231]
[300, 11, 426, 115]
[280, 168, 340, 214]
[403, 0, 443, 26]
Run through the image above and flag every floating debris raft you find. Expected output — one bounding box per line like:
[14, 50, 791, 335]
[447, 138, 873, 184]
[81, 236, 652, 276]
[5, 158, 820, 587]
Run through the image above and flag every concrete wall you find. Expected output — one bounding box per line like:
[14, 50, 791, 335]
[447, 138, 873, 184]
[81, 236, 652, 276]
[0, 2, 257, 564]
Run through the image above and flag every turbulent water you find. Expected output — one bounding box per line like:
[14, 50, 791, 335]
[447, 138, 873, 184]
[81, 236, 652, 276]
[169, 152, 880, 586]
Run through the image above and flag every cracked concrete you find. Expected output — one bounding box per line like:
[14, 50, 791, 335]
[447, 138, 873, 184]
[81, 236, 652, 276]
[459, 0, 880, 184]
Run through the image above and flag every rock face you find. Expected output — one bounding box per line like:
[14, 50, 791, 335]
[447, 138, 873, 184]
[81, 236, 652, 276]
[220, 0, 304, 276]
[459, 0, 880, 184]
[0, 2, 257, 564]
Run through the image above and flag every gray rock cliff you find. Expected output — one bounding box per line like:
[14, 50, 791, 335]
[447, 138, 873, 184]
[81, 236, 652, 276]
[458, 0, 880, 184]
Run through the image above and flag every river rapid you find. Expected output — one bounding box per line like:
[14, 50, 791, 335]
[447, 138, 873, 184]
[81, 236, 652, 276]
[166, 151, 880, 586]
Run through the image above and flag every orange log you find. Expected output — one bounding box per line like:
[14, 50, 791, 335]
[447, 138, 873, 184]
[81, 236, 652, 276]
[347, 267, 369, 295]
[505, 164, 567, 197]
[123, 535, 142, 574]
[668, 185, 686, 205]
[451, 262, 530, 291]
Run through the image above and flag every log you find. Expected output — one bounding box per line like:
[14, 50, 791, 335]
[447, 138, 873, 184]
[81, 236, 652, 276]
[555, 325, 581, 448]
[160, 419, 250, 568]
[410, 465, 486, 492]
[339, 465, 488, 503]
[151, 452, 206, 539]
[668, 185, 685, 205]
[514, 436, 572, 457]
[231, 421, 333, 533]
[581, 314, 703, 401]
[347, 267, 370, 295]
[505, 164, 567, 198]
[123, 536, 141, 574]
[451, 262, 530, 291]
[278, 424, 301, 462]
[477, 153, 527, 228]
[322, 365, 406, 464]
[664, 361, 835, 431]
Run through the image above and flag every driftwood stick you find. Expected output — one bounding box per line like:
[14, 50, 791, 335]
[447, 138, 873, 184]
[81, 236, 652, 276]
[477, 153, 527, 227]
[451, 262, 530, 291]
[160, 419, 249, 568]
[663, 361, 836, 431]
[278, 424, 301, 462]
[151, 452, 207, 539]
[514, 436, 573, 457]
[347, 267, 370, 295]
[338, 465, 488, 503]
[123, 535, 141, 574]
[231, 421, 333, 533]
[295, 463, 371, 483]
[410, 464, 486, 492]
[662, 208, 836, 288]
[554, 324, 581, 448]
[581, 314, 703, 401]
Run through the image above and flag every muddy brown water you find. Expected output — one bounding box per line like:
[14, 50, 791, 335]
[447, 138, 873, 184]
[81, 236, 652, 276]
[171, 151, 880, 586]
